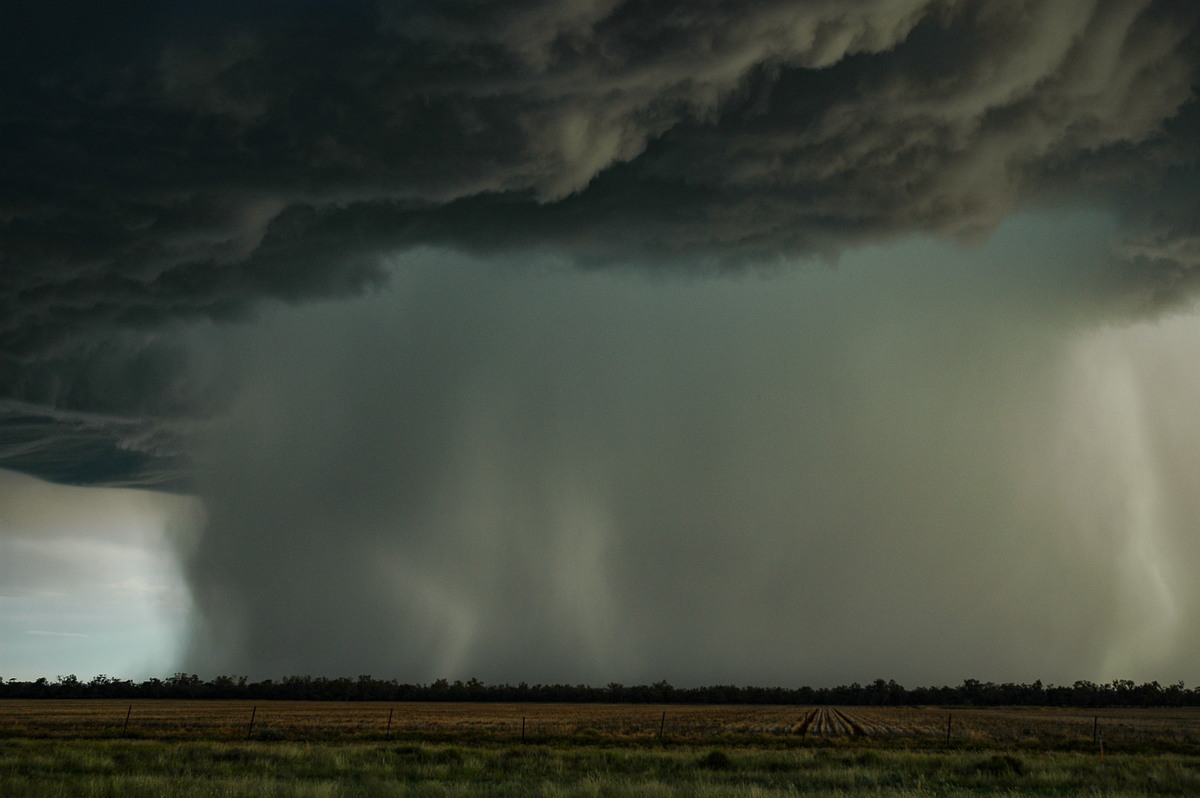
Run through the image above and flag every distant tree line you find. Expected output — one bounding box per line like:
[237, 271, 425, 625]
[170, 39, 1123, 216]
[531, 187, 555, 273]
[2, 674, 1197, 707]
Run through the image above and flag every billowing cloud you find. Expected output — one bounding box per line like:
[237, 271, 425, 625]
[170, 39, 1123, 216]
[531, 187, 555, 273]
[4, 1, 1197, 362]
[3, 0, 1200, 683]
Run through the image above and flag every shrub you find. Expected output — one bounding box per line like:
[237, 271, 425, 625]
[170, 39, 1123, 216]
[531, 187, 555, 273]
[698, 749, 733, 770]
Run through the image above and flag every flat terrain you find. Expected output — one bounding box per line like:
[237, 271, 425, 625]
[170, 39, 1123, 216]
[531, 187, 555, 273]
[5, 737, 1200, 796]
[4, 700, 1200, 749]
[7, 703, 1200, 796]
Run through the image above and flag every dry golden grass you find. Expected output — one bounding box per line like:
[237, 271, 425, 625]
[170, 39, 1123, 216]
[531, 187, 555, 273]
[0, 701, 774, 741]
[4, 700, 1200, 749]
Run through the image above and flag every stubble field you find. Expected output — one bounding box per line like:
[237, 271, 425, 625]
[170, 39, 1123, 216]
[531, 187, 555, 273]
[4, 700, 1200, 748]
[6, 702, 1200, 796]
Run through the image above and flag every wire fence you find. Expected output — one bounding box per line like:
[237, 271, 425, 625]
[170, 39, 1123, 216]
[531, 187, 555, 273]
[3, 701, 1200, 747]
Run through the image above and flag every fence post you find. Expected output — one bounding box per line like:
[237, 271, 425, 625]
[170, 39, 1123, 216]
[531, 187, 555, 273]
[945, 713, 952, 744]
[247, 706, 257, 740]
[1092, 716, 1098, 743]
[386, 708, 394, 740]
[521, 717, 526, 743]
[123, 705, 132, 735]
[659, 711, 666, 739]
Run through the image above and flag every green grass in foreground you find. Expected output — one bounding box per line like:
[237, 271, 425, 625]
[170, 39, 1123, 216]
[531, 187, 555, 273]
[4, 739, 1200, 797]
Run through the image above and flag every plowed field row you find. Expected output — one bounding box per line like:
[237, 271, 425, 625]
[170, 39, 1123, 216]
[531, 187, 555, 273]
[4, 701, 1200, 746]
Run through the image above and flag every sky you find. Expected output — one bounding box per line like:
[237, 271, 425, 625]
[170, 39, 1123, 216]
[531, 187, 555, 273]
[2, 0, 1199, 686]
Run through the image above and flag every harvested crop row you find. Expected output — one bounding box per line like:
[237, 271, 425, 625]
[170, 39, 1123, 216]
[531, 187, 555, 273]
[5, 702, 1200, 747]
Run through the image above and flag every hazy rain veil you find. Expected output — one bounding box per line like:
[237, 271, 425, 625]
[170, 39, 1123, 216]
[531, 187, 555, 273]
[180, 211, 1200, 685]
[4, 0, 1200, 684]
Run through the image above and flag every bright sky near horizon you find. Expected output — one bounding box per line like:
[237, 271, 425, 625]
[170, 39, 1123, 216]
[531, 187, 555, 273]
[0, 471, 199, 681]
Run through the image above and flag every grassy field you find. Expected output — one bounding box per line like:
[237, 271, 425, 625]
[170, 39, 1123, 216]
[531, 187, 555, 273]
[5, 702, 1200, 795]
[5, 737, 1200, 796]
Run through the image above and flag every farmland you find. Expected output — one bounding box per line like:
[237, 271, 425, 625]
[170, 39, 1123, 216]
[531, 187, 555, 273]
[7, 702, 1200, 796]
[5, 700, 1200, 749]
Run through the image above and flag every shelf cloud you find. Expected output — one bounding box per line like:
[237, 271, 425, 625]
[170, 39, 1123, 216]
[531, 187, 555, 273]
[3, 0, 1199, 683]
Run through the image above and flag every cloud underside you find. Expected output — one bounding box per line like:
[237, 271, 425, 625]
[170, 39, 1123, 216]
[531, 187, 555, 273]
[3, 0, 1197, 487]
[2, 1, 1200, 682]
[4, 1, 1199, 348]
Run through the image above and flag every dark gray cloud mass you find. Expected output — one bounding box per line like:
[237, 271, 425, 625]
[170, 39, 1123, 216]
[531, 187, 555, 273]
[3, 0, 1200, 682]
[4, 1, 1197, 355]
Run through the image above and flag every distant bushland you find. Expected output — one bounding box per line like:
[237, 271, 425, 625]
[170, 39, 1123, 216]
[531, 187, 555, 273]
[1, 674, 1195, 708]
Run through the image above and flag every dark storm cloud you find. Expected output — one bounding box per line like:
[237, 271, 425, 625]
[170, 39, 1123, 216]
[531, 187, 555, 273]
[4, 0, 1197, 370]
[5, 0, 1200, 683]
[0, 404, 186, 490]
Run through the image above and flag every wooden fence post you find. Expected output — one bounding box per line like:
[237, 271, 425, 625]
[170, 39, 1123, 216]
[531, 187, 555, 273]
[945, 713, 952, 744]
[247, 706, 257, 739]
[386, 707, 394, 740]
[123, 705, 132, 735]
